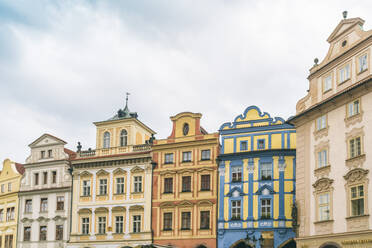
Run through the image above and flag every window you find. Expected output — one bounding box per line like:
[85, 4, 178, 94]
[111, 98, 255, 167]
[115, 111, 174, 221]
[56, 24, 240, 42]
[316, 115, 327, 131]
[4, 235, 13, 248]
[349, 137, 362, 158]
[201, 175, 210, 191]
[24, 227, 31, 241]
[25, 200, 32, 213]
[6, 207, 14, 221]
[323, 75, 332, 92]
[56, 196, 64, 211]
[1, 184, 4, 193]
[35, 173, 39, 185]
[115, 216, 124, 233]
[351, 185, 364, 216]
[43, 172, 48, 184]
[163, 213, 172, 230]
[134, 176, 142, 193]
[116, 177, 125, 194]
[48, 149, 52, 158]
[41, 151, 45, 159]
[317, 150, 328, 168]
[164, 153, 174, 164]
[181, 212, 191, 230]
[347, 99, 360, 117]
[99, 179, 107, 195]
[133, 215, 141, 233]
[200, 211, 210, 229]
[120, 129, 128, 146]
[231, 200, 241, 220]
[201, 150, 211, 160]
[7, 183, 11, 192]
[103, 131, 110, 149]
[318, 193, 330, 221]
[164, 178, 173, 193]
[82, 217, 89, 234]
[358, 54, 368, 73]
[261, 199, 271, 219]
[56, 225, 63, 240]
[240, 141, 248, 151]
[231, 167, 242, 182]
[40, 198, 48, 212]
[98, 217, 106, 234]
[182, 151, 192, 162]
[82, 180, 91, 196]
[261, 163, 272, 180]
[52, 171, 57, 184]
[39, 226, 47, 241]
[0, 209, 3, 221]
[257, 139, 265, 149]
[339, 64, 350, 83]
[182, 176, 191, 192]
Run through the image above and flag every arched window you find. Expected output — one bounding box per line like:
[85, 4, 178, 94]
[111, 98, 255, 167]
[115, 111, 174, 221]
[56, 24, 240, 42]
[103, 132, 110, 148]
[120, 129, 128, 146]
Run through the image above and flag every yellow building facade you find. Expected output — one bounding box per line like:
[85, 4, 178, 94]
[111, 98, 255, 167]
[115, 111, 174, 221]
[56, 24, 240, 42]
[0, 159, 24, 248]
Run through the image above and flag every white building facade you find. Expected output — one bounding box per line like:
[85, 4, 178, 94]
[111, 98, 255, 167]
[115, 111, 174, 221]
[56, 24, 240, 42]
[17, 134, 74, 248]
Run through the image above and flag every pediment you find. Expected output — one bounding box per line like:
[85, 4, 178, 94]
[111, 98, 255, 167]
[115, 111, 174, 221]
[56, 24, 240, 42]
[129, 205, 144, 211]
[313, 178, 334, 192]
[113, 168, 126, 175]
[198, 200, 213, 206]
[96, 169, 109, 176]
[327, 17, 365, 43]
[53, 215, 67, 221]
[131, 166, 144, 173]
[21, 217, 34, 223]
[177, 200, 194, 207]
[160, 202, 176, 208]
[80, 171, 92, 177]
[256, 185, 275, 195]
[36, 216, 50, 222]
[344, 168, 369, 183]
[29, 133, 66, 148]
[226, 187, 244, 197]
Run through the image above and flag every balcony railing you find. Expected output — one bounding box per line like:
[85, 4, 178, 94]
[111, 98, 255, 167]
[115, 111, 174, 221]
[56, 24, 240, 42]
[77, 144, 151, 158]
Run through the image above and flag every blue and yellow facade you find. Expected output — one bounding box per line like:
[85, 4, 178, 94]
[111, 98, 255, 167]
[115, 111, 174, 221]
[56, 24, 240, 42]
[217, 106, 296, 248]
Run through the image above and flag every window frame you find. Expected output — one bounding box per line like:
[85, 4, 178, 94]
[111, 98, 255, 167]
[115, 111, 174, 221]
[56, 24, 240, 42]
[164, 153, 174, 164]
[348, 136, 362, 159]
[317, 149, 328, 168]
[200, 211, 210, 230]
[322, 73, 333, 93]
[181, 211, 191, 230]
[338, 62, 351, 84]
[182, 151, 192, 162]
[39, 225, 47, 241]
[200, 174, 211, 191]
[98, 216, 106, 234]
[231, 200, 241, 220]
[350, 185, 365, 217]
[82, 217, 90, 235]
[55, 224, 63, 241]
[82, 180, 91, 196]
[231, 166, 242, 183]
[240, 141, 248, 151]
[103, 131, 111, 149]
[260, 162, 272, 181]
[115, 216, 124, 234]
[163, 212, 173, 231]
[99, 178, 108, 195]
[40, 198, 48, 212]
[56, 196, 64, 211]
[164, 177, 173, 194]
[318, 192, 330, 221]
[201, 149, 211, 160]
[260, 198, 272, 219]
[116, 177, 125, 194]
[133, 215, 141, 233]
[181, 176, 191, 192]
[120, 129, 128, 147]
[357, 53, 368, 74]
[23, 226, 31, 241]
[133, 176, 143, 193]
[347, 99, 360, 118]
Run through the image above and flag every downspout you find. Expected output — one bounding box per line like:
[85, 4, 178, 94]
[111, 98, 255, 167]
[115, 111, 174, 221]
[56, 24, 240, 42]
[68, 161, 73, 240]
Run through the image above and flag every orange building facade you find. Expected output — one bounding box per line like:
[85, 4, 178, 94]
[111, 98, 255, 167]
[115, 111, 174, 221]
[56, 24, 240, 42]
[152, 112, 219, 248]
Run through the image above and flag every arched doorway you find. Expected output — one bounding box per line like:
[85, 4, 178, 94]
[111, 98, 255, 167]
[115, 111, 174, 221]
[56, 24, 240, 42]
[319, 242, 341, 248]
[230, 241, 253, 248]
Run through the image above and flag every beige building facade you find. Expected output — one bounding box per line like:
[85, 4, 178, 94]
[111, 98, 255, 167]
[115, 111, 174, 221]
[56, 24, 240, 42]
[289, 13, 372, 248]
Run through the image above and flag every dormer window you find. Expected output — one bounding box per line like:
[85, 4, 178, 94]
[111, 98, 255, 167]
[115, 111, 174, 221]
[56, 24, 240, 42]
[120, 129, 128, 146]
[103, 132, 110, 149]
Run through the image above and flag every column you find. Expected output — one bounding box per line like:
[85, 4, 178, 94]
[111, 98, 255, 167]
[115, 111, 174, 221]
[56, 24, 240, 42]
[108, 207, 113, 239]
[144, 164, 152, 232]
[126, 169, 131, 200]
[109, 170, 113, 201]
[90, 208, 96, 240]
[92, 171, 97, 202]
[218, 166, 225, 222]
[247, 158, 254, 223]
[124, 207, 130, 238]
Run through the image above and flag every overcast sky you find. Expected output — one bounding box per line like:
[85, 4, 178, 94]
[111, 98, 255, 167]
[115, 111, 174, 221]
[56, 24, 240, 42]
[1, 0, 371, 164]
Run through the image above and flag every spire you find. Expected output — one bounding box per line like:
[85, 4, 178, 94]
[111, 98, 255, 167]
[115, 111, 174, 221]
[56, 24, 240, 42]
[111, 92, 138, 120]
[124, 92, 130, 113]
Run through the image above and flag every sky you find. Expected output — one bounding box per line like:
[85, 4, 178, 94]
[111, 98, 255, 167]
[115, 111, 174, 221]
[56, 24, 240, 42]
[0, 0, 371, 164]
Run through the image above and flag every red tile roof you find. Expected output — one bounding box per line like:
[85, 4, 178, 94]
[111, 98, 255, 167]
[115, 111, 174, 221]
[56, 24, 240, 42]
[15, 163, 25, 175]
[64, 148, 77, 160]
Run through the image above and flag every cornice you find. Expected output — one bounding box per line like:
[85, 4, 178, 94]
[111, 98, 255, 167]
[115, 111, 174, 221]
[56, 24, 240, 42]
[73, 156, 152, 169]
[19, 186, 71, 195]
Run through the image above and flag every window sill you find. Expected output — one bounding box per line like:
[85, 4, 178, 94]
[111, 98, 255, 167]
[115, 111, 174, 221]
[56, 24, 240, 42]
[314, 219, 334, 224]
[346, 214, 369, 220]
[181, 161, 192, 163]
[180, 228, 191, 231]
[164, 162, 174, 165]
[357, 68, 368, 75]
[346, 154, 366, 162]
[113, 193, 125, 195]
[322, 88, 332, 94]
[231, 180, 242, 183]
[230, 218, 241, 221]
[163, 192, 173, 194]
[200, 159, 211, 161]
[96, 233, 106, 236]
[131, 191, 143, 194]
[338, 78, 350, 86]
[80, 195, 91, 197]
[181, 190, 191, 193]
[199, 228, 210, 230]
[56, 209, 65, 212]
[314, 165, 331, 176]
[162, 229, 172, 231]
[200, 189, 211, 192]
[345, 111, 363, 127]
[97, 194, 108, 196]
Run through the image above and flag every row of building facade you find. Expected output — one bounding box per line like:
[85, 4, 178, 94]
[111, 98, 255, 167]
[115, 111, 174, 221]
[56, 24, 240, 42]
[0, 12, 371, 248]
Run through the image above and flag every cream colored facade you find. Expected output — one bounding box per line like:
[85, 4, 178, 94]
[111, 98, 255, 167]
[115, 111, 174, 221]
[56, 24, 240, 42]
[68, 102, 155, 248]
[0, 159, 23, 248]
[290, 14, 372, 248]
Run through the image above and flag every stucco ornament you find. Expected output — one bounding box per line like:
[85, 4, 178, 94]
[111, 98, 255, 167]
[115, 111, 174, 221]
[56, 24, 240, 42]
[343, 168, 369, 183]
[313, 178, 334, 192]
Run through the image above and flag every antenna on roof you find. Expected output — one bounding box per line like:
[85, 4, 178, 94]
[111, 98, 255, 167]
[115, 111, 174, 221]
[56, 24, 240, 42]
[343, 11, 348, 19]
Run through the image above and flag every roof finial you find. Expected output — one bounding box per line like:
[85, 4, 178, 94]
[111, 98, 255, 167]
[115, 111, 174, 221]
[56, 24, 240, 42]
[343, 10, 348, 19]
[126, 92, 130, 107]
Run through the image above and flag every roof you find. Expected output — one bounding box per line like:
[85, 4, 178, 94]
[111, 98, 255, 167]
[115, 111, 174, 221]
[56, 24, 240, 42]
[15, 163, 25, 175]
[64, 148, 77, 160]
[29, 133, 67, 147]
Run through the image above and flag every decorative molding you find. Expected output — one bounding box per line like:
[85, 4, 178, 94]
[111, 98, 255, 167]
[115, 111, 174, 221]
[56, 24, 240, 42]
[345, 154, 366, 168]
[314, 165, 331, 178]
[313, 178, 334, 192]
[344, 168, 369, 183]
[313, 126, 329, 141]
[345, 111, 363, 128]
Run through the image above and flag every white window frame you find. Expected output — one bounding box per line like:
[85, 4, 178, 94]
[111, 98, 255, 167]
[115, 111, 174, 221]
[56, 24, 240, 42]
[358, 53, 368, 73]
[99, 179, 107, 195]
[98, 216, 106, 234]
[116, 177, 125, 194]
[316, 115, 327, 131]
[231, 200, 241, 219]
[82, 217, 89, 234]
[82, 180, 91, 196]
[115, 216, 124, 233]
[317, 150, 328, 168]
[134, 176, 142, 193]
[347, 99, 360, 117]
[323, 75, 332, 92]
[339, 64, 350, 83]
[318, 193, 330, 221]
[133, 215, 141, 233]
[350, 185, 365, 216]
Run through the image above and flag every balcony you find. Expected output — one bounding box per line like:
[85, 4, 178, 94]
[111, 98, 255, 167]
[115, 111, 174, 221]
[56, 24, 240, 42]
[77, 144, 151, 158]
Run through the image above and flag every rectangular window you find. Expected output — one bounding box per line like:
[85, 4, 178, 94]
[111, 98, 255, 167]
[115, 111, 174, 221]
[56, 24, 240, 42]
[231, 200, 241, 220]
[339, 64, 350, 83]
[40, 198, 48, 212]
[200, 211, 210, 229]
[55, 225, 63, 240]
[323, 75, 332, 92]
[116, 177, 125, 194]
[6, 207, 14, 221]
[351, 185, 364, 216]
[347, 99, 360, 117]
[318, 193, 330, 221]
[99, 179, 107, 195]
[82, 217, 89, 234]
[201, 175, 211, 191]
[134, 176, 142, 193]
[261, 163, 272, 180]
[41, 151, 45, 159]
[52, 171, 57, 184]
[349, 137, 362, 158]
[164, 153, 174, 164]
[1, 184, 4, 193]
[56, 196, 64, 211]
[181, 212, 191, 230]
[25, 200, 32, 213]
[48, 149, 52, 158]
[163, 213, 172, 230]
[4, 235, 13, 248]
[358, 54, 368, 72]
[257, 139, 265, 149]
[98, 216, 106, 234]
[7, 183, 11, 192]
[240, 141, 248, 151]
[201, 149, 211, 160]
[39, 226, 47, 241]
[115, 216, 124, 233]
[133, 215, 141, 233]
[261, 199, 271, 219]
[24, 226, 31, 241]
[164, 178, 173, 193]
[231, 167, 242, 182]
[34, 173, 39, 185]
[317, 150, 328, 168]
[182, 151, 192, 162]
[182, 176, 191, 192]
[316, 115, 327, 131]
[82, 180, 91, 196]
[43, 172, 47, 184]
